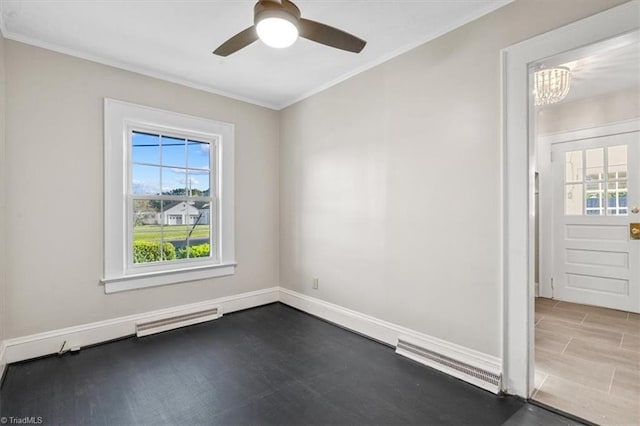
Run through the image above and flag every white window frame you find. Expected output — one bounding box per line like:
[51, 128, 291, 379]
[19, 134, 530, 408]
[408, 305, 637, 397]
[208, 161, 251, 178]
[125, 124, 219, 270]
[102, 99, 235, 294]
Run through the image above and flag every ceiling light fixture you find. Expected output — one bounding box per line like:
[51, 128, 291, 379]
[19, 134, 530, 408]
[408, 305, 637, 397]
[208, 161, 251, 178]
[534, 66, 571, 106]
[255, 1, 300, 49]
[213, 0, 366, 57]
[256, 15, 299, 48]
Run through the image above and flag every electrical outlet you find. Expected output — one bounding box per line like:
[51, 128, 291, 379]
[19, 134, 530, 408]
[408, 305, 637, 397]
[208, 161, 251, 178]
[312, 278, 319, 289]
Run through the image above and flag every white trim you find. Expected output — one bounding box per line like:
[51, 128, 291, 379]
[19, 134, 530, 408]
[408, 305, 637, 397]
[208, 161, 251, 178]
[0, 1, 511, 111]
[4, 286, 504, 394]
[540, 119, 640, 145]
[501, 1, 640, 397]
[278, 288, 502, 394]
[2, 287, 279, 364]
[0, 341, 6, 380]
[101, 263, 237, 294]
[103, 98, 235, 293]
[0, 5, 277, 111]
[537, 119, 640, 299]
[537, 131, 553, 300]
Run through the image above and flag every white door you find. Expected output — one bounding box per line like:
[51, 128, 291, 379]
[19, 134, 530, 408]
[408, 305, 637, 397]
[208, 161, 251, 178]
[552, 131, 640, 313]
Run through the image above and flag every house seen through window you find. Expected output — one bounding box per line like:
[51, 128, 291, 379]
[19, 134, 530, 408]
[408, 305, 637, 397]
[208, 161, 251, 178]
[104, 99, 234, 293]
[131, 130, 216, 265]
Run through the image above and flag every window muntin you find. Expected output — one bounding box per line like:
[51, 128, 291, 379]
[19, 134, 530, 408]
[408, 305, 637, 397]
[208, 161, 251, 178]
[103, 99, 235, 293]
[564, 145, 628, 216]
[128, 128, 217, 267]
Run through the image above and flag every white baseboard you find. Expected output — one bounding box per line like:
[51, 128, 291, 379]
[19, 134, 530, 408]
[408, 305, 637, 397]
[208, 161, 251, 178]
[3, 285, 502, 396]
[278, 287, 502, 394]
[3, 287, 279, 364]
[0, 341, 6, 379]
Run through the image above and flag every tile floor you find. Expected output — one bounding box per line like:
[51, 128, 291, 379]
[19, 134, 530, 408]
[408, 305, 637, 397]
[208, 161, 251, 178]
[534, 297, 640, 425]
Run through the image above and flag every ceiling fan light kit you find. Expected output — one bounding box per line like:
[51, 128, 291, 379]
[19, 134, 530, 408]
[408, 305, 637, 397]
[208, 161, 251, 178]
[213, 0, 366, 57]
[255, 6, 300, 48]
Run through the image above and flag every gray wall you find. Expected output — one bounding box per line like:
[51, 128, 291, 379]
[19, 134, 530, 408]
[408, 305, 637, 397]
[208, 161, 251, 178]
[1, 0, 631, 358]
[0, 34, 5, 345]
[4, 41, 280, 338]
[279, 0, 628, 357]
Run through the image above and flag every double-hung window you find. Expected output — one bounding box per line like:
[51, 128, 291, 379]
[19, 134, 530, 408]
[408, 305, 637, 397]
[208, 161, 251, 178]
[103, 99, 235, 293]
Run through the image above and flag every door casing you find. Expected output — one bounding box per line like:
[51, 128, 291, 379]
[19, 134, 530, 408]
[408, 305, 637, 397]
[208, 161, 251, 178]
[501, 2, 640, 398]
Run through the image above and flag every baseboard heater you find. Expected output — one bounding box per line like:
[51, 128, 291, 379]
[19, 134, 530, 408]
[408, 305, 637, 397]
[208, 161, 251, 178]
[396, 337, 502, 394]
[136, 307, 221, 337]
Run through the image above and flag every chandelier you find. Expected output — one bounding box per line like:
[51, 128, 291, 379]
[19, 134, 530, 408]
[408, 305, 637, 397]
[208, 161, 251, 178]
[534, 66, 571, 106]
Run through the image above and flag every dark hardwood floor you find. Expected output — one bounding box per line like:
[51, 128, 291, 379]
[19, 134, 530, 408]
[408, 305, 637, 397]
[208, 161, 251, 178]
[1, 303, 581, 425]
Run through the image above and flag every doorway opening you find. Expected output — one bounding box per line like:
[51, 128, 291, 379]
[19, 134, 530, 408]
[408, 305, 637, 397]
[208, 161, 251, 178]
[530, 31, 639, 424]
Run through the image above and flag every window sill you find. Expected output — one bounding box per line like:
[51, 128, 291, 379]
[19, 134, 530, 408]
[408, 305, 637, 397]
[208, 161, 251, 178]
[101, 262, 237, 294]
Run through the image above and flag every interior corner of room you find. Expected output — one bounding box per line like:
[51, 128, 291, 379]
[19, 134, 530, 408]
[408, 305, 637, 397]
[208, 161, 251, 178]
[0, 0, 638, 424]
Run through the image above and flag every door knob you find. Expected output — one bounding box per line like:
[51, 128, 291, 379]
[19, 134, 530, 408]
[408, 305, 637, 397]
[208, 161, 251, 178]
[632, 207, 640, 214]
[631, 224, 640, 239]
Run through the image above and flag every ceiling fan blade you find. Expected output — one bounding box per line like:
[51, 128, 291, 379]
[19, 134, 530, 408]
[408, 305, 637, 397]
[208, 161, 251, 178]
[213, 26, 258, 57]
[299, 18, 366, 53]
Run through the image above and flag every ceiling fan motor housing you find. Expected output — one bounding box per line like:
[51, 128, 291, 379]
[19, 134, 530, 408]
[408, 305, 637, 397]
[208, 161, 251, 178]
[213, 0, 366, 56]
[254, 0, 301, 29]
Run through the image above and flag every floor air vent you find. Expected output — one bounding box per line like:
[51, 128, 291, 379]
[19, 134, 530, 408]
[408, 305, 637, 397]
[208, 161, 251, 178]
[396, 338, 501, 393]
[136, 307, 221, 337]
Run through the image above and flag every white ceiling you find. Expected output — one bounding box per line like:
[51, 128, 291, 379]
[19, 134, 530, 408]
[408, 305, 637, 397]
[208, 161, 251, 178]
[0, 0, 512, 109]
[539, 30, 640, 103]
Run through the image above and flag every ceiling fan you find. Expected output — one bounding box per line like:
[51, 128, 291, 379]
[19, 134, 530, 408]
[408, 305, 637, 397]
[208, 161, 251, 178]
[213, 0, 367, 56]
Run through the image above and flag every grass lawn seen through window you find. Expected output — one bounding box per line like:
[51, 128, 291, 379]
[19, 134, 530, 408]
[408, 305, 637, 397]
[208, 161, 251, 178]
[134, 225, 210, 242]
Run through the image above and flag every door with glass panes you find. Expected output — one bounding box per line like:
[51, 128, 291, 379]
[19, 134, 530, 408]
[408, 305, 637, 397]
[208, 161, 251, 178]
[552, 131, 639, 313]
